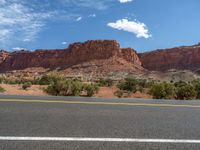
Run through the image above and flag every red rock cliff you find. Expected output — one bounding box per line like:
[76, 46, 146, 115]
[139, 44, 200, 71]
[0, 40, 143, 73]
[0, 50, 9, 64]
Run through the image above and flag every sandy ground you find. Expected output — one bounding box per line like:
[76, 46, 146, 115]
[96, 87, 118, 98]
[0, 84, 152, 99]
[0, 84, 48, 96]
[96, 87, 152, 99]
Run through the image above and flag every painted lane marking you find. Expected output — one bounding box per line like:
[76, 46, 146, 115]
[0, 99, 199, 108]
[0, 137, 200, 143]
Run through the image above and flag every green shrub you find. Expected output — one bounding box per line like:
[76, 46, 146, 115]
[22, 82, 32, 90]
[46, 79, 68, 96]
[0, 77, 38, 85]
[71, 80, 84, 96]
[137, 86, 144, 93]
[0, 86, 5, 93]
[176, 84, 196, 100]
[163, 82, 176, 99]
[45, 80, 61, 96]
[150, 83, 165, 99]
[150, 82, 175, 99]
[31, 78, 40, 85]
[137, 79, 148, 88]
[39, 75, 61, 85]
[195, 83, 200, 99]
[45, 79, 85, 96]
[118, 78, 138, 93]
[7, 80, 17, 84]
[0, 77, 5, 84]
[84, 84, 99, 97]
[98, 78, 114, 87]
[145, 80, 156, 88]
[191, 80, 200, 99]
[174, 81, 187, 88]
[114, 90, 123, 98]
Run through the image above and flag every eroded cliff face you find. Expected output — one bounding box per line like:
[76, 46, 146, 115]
[0, 40, 143, 74]
[0, 50, 9, 64]
[139, 45, 200, 72]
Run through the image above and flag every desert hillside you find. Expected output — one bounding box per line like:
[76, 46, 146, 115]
[1, 40, 200, 81]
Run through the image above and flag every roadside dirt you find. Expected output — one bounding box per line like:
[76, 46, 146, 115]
[0, 84, 47, 96]
[0, 84, 152, 99]
[96, 87, 152, 99]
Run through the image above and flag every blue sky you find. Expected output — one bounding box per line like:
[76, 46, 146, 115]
[0, 0, 200, 52]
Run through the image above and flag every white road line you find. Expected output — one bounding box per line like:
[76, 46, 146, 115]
[0, 137, 200, 143]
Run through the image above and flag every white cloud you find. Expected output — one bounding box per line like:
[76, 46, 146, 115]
[107, 19, 151, 39]
[88, 14, 96, 18]
[61, 0, 113, 10]
[62, 41, 67, 45]
[119, 0, 133, 3]
[76, 16, 82, 21]
[0, 0, 138, 49]
[12, 47, 27, 51]
[0, 0, 53, 46]
[0, 29, 11, 43]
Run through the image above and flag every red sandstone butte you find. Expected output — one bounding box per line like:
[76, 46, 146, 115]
[139, 44, 200, 72]
[0, 40, 143, 74]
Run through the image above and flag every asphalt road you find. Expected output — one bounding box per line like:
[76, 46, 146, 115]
[0, 95, 200, 149]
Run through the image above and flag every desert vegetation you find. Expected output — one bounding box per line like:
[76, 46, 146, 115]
[45, 77, 99, 97]
[0, 75, 200, 100]
[150, 81, 199, 100]
[22, 82, 32, 90]
[0, 86, 5, 93]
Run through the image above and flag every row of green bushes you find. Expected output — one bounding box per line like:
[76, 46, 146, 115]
[0, 75, 61, 85]
[150, 81, 200, 100]
[114, 78, 153, 98]
[1, 75, 200, 100]
[45, 78, 99, 97]
[113, 78, 200, 100]
[0, 76, 115, 86]
[0, 76, 109, 96]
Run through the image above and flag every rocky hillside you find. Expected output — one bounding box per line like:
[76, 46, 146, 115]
[0, 40, 143, 75]
[139, 44, 200, 72]
[2, 40, 200, 79]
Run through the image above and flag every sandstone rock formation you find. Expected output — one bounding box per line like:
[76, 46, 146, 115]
[0, 40, 143, 75]
[0, 50, 9, 64]
[139, 45, 200, 72]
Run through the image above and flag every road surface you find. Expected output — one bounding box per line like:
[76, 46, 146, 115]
[0, 95, 200, 149]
